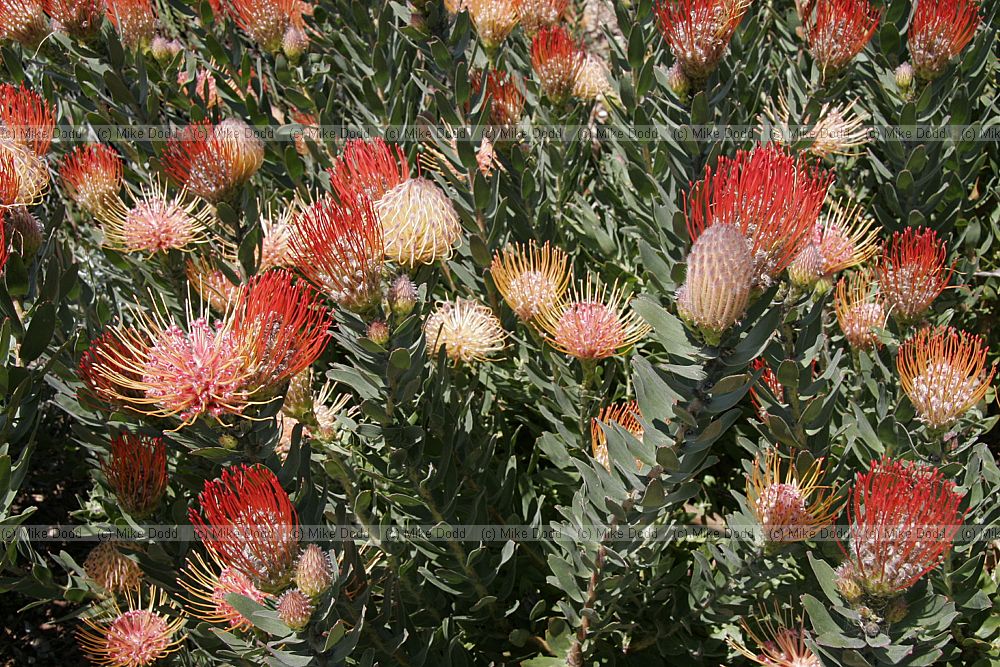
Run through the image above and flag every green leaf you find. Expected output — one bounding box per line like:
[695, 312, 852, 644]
[20, 302, 55, 363]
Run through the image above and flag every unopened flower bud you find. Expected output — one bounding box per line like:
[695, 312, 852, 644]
[667, 62, 690, 101]
[282, 24, 309, 62]
[366, 320, 390, 346]
[150, 36, 173, 63]
[885, 597, 908, 623]
[388, 275, 418, 317]
[895, 62, 914, 93]
[4, 207, 43, 259]
[835, 564, 863, 602]
[277, 589, 313, 631]
[295, 544, 334, 598]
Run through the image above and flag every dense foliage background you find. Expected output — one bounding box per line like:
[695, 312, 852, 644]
[0, 0, 998, 664]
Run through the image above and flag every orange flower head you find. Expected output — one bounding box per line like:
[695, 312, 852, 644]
[45, 0, 103, 39]
[876, 227, 952, 324]
[789, 199, 879, 287]
[100, 434, 168, 518]
[531, 25, 585, 104]
[223, 0, 309, 52]
[466, 0, 520, 49]
[654, 0, 750, 81]
[76, 585, 186, 667]
[518, 0, 566, 36]
[908, 0, 980, 80]
[186, 257, 240, 312]
[189, 464, 299, 590]
[677, 223, 754, 344]
[377, 177, 463, 267]
[685, 143, 833, 285]
[747, 448, 840, 545]
[749, 357, 783, 418]
[424, 298, 507, 364]
[536, 276, 651, 360]
[472, 70, 526, 131]
[162, 119, 264, 203]
[84, 543, 142, 594]
[834, 268, 886, 350]
[179, 550, 272, 631]
[0, 0, 47, 46]
[837, 456, 966, 597]
[0, 83, 55, 157]
[728, 603, 821, 667]
[230, 269, 332, 393]
[290, 193, 384, 311]
[898, 326, 996, 429]
[807, 0, 880, 74]
[0, 150, 17, 206]
[104, 0, 156, 49]
[328, 137, 410, 204]
[60, 144, 123, 214]
[490, 240, 570, 322]
[590, 401, 643, 471]
[98, 181, 214, 254]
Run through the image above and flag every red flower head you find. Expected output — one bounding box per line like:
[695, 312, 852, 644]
[685, 142, 833, 286]
[876, 227, 953, 324]
[290, 192, 384, 312]
[807, 0, 880, 75]
[44, 0, 103, 39]
[231, 269, 332, 394]
[100, 434, 168, 519]
[327, 137, 410, 204]
[530, 25, 584, 104]
[472, 70, 526, 131]
[0, 83, 55, 157]
[189, 464, 299, 590]
[0, 0, 47, 46]
[907, 0, 980, 80]
[104, 0, 156, 49]
[59, 143, 123, 214]
[654, 0, 750, 82]
[161, 119, 264, 203]
[837, 457, 966, 598]
[223, 0, 310, 54]
[897, 326, 996, 430]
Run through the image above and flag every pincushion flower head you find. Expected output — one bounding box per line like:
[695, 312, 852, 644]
[104, 0, 157, 49]
[531, 25, 585, 104]
[876, 227, 953, 324]
[834, 268, 886, 350]
[0, 84, 54, 205]
[295, 544, 334, 598]
[518, 0, 566, 36]
[466, 0, 520, 50]
[490, 240, 570, 322]
[806, 0, 880, 76]
[424, 298, 506, 364]
[220, 0, 310, 55]
[836, 456, 966, 599]
[59, 144, 123, 215]
[788, 199, 879, 289]
[747, 448, 840, 546]
[376, 177, 463, 267]
[179, 550, 272, 631]
[290, 192, 384, 312]
[654, 0, 750, 83]
[45, 0, 103, 40]
[100, 434, 168, 518]
[677, 223, 754, 345]
[259, 200, 296, 270]
[535, 276, 651, 360]
[685, 143, 833, 286]
[590, 401, 643, 471]
[897, 326, 995, 430]
[78, 270, 329, 427]
[76, 585, 186, 667]
[189, 464, 299, 590]
[186, 257, 240, 312]
[328, 137, 410, 204]
[728, 603, 821, 667]
[749, 357, 783, 419]
[84, 543, 142, 594]
[0, 0, 47, 46]
[907, 0, 981, 80]
[162, 119, 264, 203]
[97, 180, 214, 254]
[573, 54, 613, 103]
[471, 70, 526, 131]
[762, 95, 868, 159]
